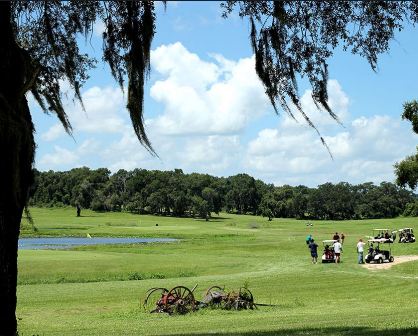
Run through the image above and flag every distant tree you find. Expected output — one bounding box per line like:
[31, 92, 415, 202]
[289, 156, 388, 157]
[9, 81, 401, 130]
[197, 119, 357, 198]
[191, 196, 210, 220]
[259, 192, 276, 221]
[403, 200, 418, 217]
[125, 192, 144, 214]
[290, 186, 310, 219]
[395, 100, 418, 190]
[228, 174, 260, 214]
[147, 191, 165, 215]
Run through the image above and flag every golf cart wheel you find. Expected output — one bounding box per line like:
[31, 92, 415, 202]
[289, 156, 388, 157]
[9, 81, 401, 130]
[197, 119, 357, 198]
[378, 258, 383, 264]
[389, 256, 394, 262]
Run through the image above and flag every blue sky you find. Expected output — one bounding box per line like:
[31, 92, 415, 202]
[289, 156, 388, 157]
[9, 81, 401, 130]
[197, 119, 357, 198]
[30, 1, 418, 187]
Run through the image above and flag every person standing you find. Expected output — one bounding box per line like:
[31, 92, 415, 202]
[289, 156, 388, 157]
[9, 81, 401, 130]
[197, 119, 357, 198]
[308, 239, 319, 264]
[333, 239, 343, 263]
[333, 232, 340, 241]
[341, 233, 345, 244]
[305, 234, 313, 245]
[357, 238, 365, 264]
[76, 204, 81, 217]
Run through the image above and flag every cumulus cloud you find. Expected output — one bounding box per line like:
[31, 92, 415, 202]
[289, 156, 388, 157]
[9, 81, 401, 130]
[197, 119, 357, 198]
[38, 139, 100, 168]
[39, 146, 79, 167]
[102, 128, 153, 171]
[34, 42, 417, 187]
[41, 123, 65, 141]
[149, 42, 270, 135]
[281, 79, 349, 130]
[177, 135, 241, 174]
[245, 90, 417, 186]
[41, 86, 127, 141]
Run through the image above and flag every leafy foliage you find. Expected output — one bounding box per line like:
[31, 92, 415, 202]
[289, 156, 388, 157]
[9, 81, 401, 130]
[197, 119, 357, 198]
[12, 0, 157, 152]
[30, 168, 416, 220]
[402, 100, 418, 134]
[222, 1, 418, 150]
[395, 100, 418, 190]
[395, 147, 418, 190]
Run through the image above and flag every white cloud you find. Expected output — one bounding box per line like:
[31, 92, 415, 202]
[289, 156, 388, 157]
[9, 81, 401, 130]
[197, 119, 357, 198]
[149, 42, 270, 135]
[245, 107, 417, 186]
[39, 146, 79, 167]
[41, 86, 127, 141]
[33, 40, 417, 188]
[38, 139, 101, 169]
[282, 79, 349, 130]
[41, 123, 65, 141]
[178, 135, 241, 174]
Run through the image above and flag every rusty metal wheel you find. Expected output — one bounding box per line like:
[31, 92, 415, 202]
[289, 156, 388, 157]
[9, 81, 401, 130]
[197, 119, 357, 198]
[166, 286, 196, 314]
[205, 285, 224, 296]
[204, 285, 226, 306]
[239, 287, 256, 309]
[143, 287, 168, 313]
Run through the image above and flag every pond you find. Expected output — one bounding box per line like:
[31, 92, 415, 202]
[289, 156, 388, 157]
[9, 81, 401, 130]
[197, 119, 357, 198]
[18, 237, 177, 250]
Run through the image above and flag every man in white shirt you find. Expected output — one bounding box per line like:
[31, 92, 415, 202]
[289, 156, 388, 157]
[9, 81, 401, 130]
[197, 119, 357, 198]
[333, 240, 343, 263]
[356, 239, 366, 264]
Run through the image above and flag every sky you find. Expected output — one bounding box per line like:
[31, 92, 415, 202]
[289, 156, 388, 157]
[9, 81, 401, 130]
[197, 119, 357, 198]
[30, 1, 418, 187]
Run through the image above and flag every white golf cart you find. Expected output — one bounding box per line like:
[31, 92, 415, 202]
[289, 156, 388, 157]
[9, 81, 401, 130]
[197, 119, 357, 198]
[368, 229, 396, 243]
[321, 240, 337, 263]
[398, 228, 415, 243]
[365, 238, 394, 264]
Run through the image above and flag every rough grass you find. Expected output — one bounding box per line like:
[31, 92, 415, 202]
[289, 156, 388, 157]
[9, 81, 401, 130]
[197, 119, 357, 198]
[17, 208, 418, 335]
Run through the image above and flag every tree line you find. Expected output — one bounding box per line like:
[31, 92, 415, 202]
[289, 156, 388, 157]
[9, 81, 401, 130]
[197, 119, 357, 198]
[29, 167, 418, 220]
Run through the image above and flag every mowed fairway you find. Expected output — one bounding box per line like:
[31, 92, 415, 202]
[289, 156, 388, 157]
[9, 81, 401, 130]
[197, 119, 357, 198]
[17, 208, 418, 335]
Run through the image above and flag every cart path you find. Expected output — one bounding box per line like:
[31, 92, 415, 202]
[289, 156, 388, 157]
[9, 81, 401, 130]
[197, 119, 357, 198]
[362, 255, 418, 271]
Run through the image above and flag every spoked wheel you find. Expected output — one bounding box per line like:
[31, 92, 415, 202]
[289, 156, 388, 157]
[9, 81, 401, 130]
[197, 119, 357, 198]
[166, 286, 196, 314]
[238, 287, 256, 309]
[143, 287, 168, 313]
[205, 285, 224, 296]
[204, 285, 226, 306]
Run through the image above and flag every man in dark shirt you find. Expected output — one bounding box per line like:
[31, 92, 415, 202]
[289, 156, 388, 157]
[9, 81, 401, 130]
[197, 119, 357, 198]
[308, 239, 319, 264]
[333, 232, 340, 241]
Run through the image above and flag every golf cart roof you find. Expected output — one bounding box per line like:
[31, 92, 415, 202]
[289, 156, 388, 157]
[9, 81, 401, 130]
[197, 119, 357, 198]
[322, 240, 337, 243]
[399, 228, 413, 231]
[367, 238, 391, 243]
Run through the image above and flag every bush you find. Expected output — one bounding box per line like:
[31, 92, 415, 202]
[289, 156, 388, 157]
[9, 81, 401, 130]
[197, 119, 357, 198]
[403, 201, 418, 217]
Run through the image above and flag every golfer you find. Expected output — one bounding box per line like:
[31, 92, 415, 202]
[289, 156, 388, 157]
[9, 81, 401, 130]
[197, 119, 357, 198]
[356, 238, 365, 264]
[308, 239, 319, 264]
[333, 239, 343, 263]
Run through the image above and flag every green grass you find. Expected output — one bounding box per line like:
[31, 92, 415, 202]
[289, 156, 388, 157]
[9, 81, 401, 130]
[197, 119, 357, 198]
[17, 208, 418, 335]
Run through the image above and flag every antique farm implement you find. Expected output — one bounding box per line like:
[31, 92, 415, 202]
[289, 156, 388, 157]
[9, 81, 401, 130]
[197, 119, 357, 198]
[201, 285, 256, 310]
[144, 284, 270, 314]
[143, 285, 197, 314]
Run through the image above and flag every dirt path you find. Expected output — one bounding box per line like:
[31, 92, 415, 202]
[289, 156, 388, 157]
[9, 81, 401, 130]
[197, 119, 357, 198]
[362, 255, 418, 270]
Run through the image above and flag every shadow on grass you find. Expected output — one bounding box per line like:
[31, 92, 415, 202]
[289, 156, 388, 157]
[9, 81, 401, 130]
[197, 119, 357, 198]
[194, 219, 225, 223]
[160, 326, 418, 336]
[76, 214, 102, 218]
[194, 216, 233, 222]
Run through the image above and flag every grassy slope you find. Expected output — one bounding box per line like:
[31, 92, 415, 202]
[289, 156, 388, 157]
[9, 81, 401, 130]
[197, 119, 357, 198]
[17, 208, 418, 335]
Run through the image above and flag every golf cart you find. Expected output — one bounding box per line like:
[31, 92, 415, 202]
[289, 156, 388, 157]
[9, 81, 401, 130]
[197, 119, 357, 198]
[368, 229, 396, 243]
[365, 239, 394, 264]
[398, 228, 415, 243]
[321, 240, 337, 263]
